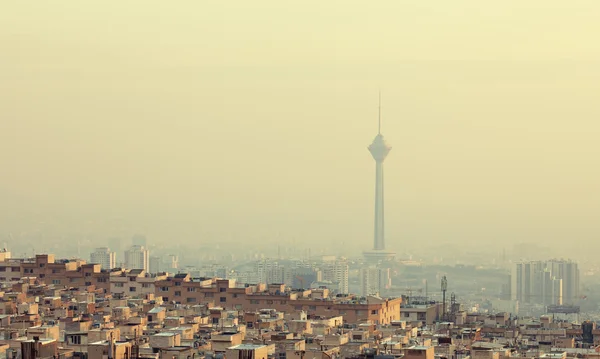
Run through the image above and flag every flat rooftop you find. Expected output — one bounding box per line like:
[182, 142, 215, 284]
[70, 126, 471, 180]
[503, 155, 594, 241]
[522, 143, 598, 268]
[229, 344, 266, 350]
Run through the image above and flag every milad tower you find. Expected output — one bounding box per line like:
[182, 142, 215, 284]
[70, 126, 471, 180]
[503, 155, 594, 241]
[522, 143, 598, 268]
[363, 97, 396, 263]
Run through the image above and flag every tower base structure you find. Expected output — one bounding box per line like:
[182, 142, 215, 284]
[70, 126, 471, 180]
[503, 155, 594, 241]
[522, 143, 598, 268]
[363, 249, 396, 263]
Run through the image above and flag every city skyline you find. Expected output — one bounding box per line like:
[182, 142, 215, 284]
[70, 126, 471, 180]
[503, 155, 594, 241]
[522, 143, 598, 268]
[2, 3, 600, 358]
[3, 1, 600, 259]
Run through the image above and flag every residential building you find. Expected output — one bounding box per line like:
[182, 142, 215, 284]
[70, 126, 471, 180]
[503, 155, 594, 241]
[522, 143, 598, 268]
[320, 258, 349, 294]
[90, 247, 116, 270]
[124, 245, 149, 272]
[511, 259, 579, 306]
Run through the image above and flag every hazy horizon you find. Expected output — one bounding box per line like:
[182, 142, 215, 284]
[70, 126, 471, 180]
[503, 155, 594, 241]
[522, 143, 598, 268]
[2, 1, 600, 259]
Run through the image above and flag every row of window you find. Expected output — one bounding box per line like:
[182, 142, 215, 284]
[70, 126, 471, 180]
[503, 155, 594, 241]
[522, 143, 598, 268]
[113, 283, 151, 288]
[22, 268, 65, 274]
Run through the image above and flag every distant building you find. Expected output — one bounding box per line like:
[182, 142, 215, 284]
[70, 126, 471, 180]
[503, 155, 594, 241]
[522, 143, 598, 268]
[165, 254, 179, 271]
[511, 259, 579, 306]
[148, 254, 178, 274]
[360, 267, 391, 297]
[131, 234, 147, 247]
[255, 259, 280, 284]
[290, 268, 321, 290]
[149, 256, 161, 274]
[124, 245, 149, 272]
[320, 257, 349, 294]
[90, 247, 116, 270]
[547, 259, 580, 304]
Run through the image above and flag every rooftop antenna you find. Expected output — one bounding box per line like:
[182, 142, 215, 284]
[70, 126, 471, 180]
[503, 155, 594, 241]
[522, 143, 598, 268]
[378, 91, 382, 134]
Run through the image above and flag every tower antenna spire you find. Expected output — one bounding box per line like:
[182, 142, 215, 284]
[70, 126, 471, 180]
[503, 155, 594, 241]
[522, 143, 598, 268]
[378, 91, 382, 134]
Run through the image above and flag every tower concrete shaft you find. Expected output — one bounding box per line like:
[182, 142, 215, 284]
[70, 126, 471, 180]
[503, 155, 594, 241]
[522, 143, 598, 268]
[368, 134, 391, 251]
[374, 160, 385, 250]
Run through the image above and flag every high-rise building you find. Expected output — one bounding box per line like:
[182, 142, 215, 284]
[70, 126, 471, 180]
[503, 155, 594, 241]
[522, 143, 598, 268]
[90, 247, 116, 270]
[511, 259, 579, 306]
[124, 245, 149, 271]
[360, 267, 391, 297]
[547, 259, 579, 304]
[363, 98, 396, 262]
[321, 258, 349, 294]
[149, 256, 161, 273]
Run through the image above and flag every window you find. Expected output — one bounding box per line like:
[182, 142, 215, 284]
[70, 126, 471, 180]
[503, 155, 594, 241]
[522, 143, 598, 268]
[280, 300, 287, 304]
[187, 297, 197, 303]
[174, 281, 182, 286]
[129, 277, 136, 282]
[85, 273, 91, 277]
[39, 263, 45, 268]
[205, 293, 214, 298]
[220, 297, 226, 303]
[266, 300, 273, 305]
[114, 283, 124, 288]
[250, 300, 259, 305]
[129, 287, 137, 292]
[309, 305, 316, 311]
[85, 282, 92, 286]
[163, 297, 169, 302]
[187, 287, 196, 292]
[52, 269, 58, 273]
[232, 293, 239, 298]
[142, 283, 150, 288]
[70, 335, 81, 345]
[371, 310, 378, 315]
[294, 305, 302, 311]
[175, 291, 181, 297]
[39, 274, 45, 278]
[160, 287, 169, 292]
[97, 278, 107, 283]
[219, 287, 226, 292]
[0, 267, 5, 272]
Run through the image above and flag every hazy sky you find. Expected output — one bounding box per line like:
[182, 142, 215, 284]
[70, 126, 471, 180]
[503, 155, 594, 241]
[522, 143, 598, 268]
[2, 1, 600, 254]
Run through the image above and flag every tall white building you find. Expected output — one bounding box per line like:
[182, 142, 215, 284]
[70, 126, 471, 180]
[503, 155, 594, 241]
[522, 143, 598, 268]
[321, 258, 349, 294]
[255, 259, 280, 283]
[124, 245, 149, 271]
[90, 247, 116, 270]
